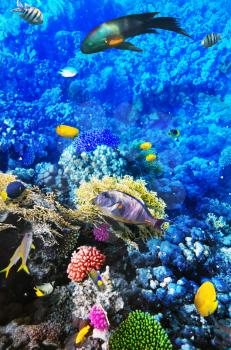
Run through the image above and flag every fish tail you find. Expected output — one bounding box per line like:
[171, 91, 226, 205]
[0, 191, 8, 201]
[0, 265, 11, 278]
[147, 16, 192, 38]
[17, 263, 30, 274]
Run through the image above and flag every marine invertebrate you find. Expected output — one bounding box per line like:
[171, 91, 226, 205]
[67, 246, 106, 282]
[89, 305, 109, 331]
[73, 129, 119, 153]
[93, 224, 110, 242]
[109, 310, 172, 350]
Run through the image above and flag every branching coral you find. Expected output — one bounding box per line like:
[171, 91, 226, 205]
[109, 310, 173, 350]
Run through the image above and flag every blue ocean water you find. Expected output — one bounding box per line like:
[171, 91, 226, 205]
[0, 0, 231, 349]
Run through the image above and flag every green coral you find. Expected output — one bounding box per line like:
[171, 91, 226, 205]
[109, 310, 173, 350]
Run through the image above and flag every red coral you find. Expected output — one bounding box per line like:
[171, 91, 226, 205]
[67, 246, 106, 282]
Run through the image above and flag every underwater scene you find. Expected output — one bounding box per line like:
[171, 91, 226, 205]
[0, 0, 231, 349]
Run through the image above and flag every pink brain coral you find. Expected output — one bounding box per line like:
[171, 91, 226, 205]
[67, 246, 106, 282]
[89, 305, 109, 331]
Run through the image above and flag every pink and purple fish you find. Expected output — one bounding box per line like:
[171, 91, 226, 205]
[93, 190, 167, 232]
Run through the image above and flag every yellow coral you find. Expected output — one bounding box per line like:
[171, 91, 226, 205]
[0, 173, 16, 193]
[77, 175, 165, 219]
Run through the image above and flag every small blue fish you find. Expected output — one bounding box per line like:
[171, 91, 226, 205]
[0, 181, 26, 201]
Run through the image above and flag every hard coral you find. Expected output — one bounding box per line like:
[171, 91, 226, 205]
[109, 310, 172, 350]
[89, 304, 109, 331]
[67, 246, 105, 282]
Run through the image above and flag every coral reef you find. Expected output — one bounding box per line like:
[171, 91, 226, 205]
[109, 310, 173, 350]
[89, 305, 109, 331]
[67, 246, 106, 282]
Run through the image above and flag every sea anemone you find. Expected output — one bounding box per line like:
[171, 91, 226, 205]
[89, 304, 109, 331]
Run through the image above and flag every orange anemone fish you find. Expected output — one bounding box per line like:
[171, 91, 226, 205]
[56, 125, 79, 139]
[140, 142, 152, 151]
[146, 153, 157, 162]
[194, 281, 218, 317]
[105, 35, 124, 47]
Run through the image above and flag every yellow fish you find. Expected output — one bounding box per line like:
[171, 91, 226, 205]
[146, 153, 157, 162]
[34, 287, 44, 297]
[75, 324, 91, 345]
[140, 142, 152, 150]
[56, 125, 79, 139]
[0, 232, 35, 278]
[194, 281, 218, 317]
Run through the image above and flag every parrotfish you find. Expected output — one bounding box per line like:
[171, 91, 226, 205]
[93, 190, 167, 232]
[81, 12, 191, 54]
[0, 231, 35, 278]
[12, 0, 43, 25]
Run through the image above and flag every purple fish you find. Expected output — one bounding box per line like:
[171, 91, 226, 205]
[93, 190, 167, 232]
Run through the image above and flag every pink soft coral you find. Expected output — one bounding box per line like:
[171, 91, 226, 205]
[93, 224, 110, 242]
[89, 305, 109, 331]
[67, 246, 106, 282]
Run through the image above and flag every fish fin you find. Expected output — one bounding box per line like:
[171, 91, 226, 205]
[31, 243, 35, 249]
[0, 191, 8, 201]
[17, 263, 30, 274]
[116, 42, 143, 52]
[34, 287, 44, 297]
[127, 12, 160, 21]
[0, 265, 11, 278]
[117, 204, 123, 209]
[140, 29, 160, 35]
[147, 16, 192, 38]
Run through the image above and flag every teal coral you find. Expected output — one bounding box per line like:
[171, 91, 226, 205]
[109, 310, 173, 350]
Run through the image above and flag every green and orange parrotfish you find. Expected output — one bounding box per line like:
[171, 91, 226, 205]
[81, 12, 191, 54]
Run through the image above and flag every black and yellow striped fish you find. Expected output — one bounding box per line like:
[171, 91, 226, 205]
[201, 33, 221, 48]
[12, 0, 43, 25]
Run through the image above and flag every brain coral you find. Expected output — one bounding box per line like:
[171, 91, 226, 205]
[109, 310, 172, 350]
[67, 246, 106, 282]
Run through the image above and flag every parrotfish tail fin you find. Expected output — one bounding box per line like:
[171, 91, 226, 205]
[17, 263, 30, 274]
[146, 16, 192, 38]
[0, 265, 11, 278]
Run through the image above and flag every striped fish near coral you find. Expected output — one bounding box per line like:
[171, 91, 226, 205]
[201, 33, 221, 48]
[93, 190, 168, 233]
[12, 0, 43, 25]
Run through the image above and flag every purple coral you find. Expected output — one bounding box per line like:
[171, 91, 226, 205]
[73, 129, 119, 153]
[89, 305, 109, 331]
[93, 224, 110, 242]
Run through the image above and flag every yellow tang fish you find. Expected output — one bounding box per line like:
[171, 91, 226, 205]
[56, 125, 79, 139]
[140, 142, 152, 151]
[12, 1, 43, 25]
[146, 153, 157, 162]
[194, 281, 218, 317]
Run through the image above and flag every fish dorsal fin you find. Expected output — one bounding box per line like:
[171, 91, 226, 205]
[116, 42, 143, 52]
[123, 12, 160, 21]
